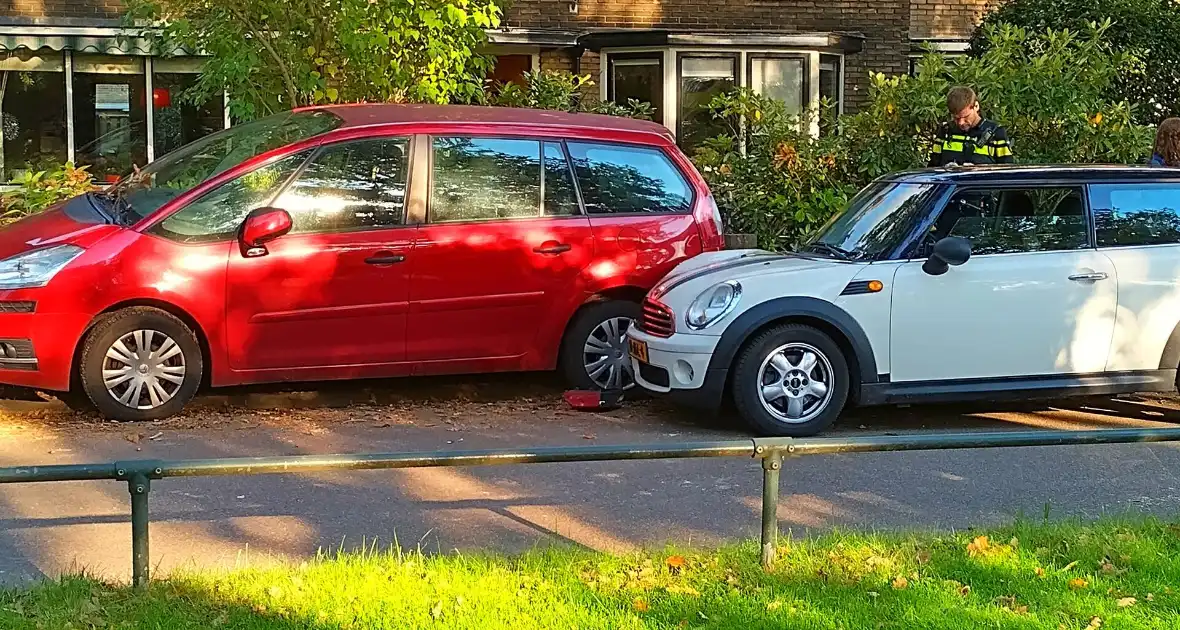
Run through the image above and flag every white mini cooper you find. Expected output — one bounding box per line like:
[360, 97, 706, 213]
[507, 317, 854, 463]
[628, 166, 1180, 436]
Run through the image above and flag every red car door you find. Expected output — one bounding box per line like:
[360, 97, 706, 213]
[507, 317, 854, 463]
[225, 136, 417, 371]
[566, 141, 705, 286]
[407, 136, 593, 367]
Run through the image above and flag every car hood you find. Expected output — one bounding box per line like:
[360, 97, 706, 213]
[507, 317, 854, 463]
[651, 248, 845, 298]
[0, 195, 120, 260]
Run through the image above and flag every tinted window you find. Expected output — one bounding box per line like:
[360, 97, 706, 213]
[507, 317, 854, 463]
[543, 142, 580, 216]
[804, 182, 940, 261]
[151, 151, 310, 243]
[926, 186, 1088, 255]
[567, 142, 691, 215]
[272, 138, 409, 233]
[1091, 183, 1180, 247]
[431, 137, 541, 222]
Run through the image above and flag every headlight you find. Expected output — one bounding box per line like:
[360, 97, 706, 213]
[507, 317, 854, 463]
[0, 245, 85, 290]
[685, 281, 741, 330]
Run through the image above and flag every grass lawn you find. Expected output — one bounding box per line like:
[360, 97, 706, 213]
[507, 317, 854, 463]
[3, 520, 1180, 629]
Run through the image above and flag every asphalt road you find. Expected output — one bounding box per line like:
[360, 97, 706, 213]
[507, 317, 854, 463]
[0, 375, 1179, 584]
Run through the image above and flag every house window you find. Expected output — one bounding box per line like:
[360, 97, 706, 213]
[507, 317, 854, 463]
[490, 54, 531, 87]
[152, 58, 226, 158]
[73, 55, 148, 183]
[748, 55, 805, 115]
[678, 55, 737, 150]
[609, 55, 663, 121]
[0, 51, 67, 182]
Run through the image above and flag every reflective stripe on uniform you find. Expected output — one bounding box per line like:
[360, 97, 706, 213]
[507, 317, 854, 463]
[942, 141, 965, 152]
[994, 146, 1012, 157]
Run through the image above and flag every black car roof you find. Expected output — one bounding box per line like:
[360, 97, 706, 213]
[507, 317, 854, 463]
[881, 164, 1180, 184]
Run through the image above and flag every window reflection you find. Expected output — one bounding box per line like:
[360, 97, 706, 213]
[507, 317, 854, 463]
[678, 56, 735, 150]
[935, 187, 1088, 255]
[73, 55, 148, 183]
[273, 138, 409, 233]
[152, 61, 226, 157]
[567, 142, 691, 215]
[430, 137, 542, 222]
[0, 51, 67, 181]
[1091, 184, 1180, 247]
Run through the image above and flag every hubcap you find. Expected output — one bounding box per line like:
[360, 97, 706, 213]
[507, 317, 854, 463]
[757, 342, 834, 424]
[583, 316, 635, 390]
[102, 329, 187, 410]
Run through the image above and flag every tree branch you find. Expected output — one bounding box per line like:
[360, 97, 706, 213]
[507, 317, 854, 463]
[223, 4, 300, 108]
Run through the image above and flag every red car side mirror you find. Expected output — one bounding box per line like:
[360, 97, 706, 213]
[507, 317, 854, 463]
[239, 207, 292, 258]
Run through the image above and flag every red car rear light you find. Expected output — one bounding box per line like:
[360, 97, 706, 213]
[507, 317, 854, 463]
[694, 193, 725, 251]
[640, 297, 675, 338]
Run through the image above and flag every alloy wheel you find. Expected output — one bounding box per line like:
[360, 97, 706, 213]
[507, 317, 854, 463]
[757, 342, 834, 424]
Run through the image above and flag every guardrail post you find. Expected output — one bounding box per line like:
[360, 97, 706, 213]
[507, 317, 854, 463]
[759, 449, 783, 570]
[128, 471, 151, 588]
[117, 461, 162, 589]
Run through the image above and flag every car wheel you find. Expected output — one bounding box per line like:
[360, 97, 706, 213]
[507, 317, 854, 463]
[78, 307, 203, 422]
[731, 324, 849, 437]
[560, 300, 641, 391]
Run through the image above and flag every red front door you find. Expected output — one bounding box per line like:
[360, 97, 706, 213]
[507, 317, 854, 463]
[225, 135, 417, 372]
[406, 136, 594, 366]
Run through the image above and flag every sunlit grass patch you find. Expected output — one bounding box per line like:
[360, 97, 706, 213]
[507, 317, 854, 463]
[3, 518, 1180, 629]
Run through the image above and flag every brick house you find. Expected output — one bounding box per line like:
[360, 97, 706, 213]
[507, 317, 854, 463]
[0, 0, 990, 182]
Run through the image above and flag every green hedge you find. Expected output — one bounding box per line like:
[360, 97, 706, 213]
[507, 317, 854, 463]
[694, 22, 1155, 251]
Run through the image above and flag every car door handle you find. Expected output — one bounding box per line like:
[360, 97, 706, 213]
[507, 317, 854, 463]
[1068, 272, 1108, 282]
[364, 252, 406, 265]
[533, 242, 572, 255]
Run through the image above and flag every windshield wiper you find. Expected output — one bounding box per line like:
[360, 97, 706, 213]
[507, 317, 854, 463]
[804, 242, 859, 260]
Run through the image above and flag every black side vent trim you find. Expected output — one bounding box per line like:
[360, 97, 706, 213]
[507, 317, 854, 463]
[841, 281, 877, 296]
[0, 301, 35, 313]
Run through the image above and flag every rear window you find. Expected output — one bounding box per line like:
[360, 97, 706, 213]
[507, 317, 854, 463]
[566, 142, 692, 215]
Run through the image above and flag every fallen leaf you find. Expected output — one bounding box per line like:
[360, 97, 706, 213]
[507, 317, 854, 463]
[1147, 593, 1155, 601]
[1087, 617, 1103, 629]
[767, 601, 783, 611]
[632, 597, 649, 612]
[1009, 537, 1020, 548]
[1117, 597, 1137, 607]
[959, 585, 971, 596]
[124, 433, 142, 444]
[916, 550, 932, 565]
[1101, 562, 1116, 574]
[1034, 567, 1046, 578]
[582, 433, 597, 440]
[867, 591, 879, 598]
[430, 601, 443, 619]
[967, 536, 990, 557]
[666, 555, 686, 571]
[1070, 578, 1089, 590]
[891, 576, 909, 590]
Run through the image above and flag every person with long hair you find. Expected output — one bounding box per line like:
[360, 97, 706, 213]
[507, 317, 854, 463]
[1150, 117, 1180, 166]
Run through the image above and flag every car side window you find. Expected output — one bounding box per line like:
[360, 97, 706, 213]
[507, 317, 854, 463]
[272, 137, 410, 233]
[544, 142, 580, 216]
[566, 142, 692, 215]
[151, 151, 311, 244]
[921, 186, 1089, 256]
[1090, 183, 1180, 247]
[430, 137, 541, 222]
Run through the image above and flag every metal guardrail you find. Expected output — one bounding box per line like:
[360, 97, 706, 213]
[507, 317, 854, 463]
[3, 427, 1180, 588]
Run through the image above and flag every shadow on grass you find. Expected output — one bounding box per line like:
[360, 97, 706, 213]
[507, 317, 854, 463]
[4, 519, 1180, 629]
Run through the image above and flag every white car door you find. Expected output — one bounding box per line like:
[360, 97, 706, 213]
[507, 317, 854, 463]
[1090, 182, 1180, 372]
[890, 185, 1117, 383]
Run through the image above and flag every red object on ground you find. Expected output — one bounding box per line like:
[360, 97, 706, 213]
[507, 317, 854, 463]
[564, 389, 624, 411]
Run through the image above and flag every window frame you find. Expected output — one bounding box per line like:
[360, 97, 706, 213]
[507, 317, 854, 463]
[1087, 180, 1180, 249]
[675, 51, 740, 144]
[746, 53, 810, 115]
[607, 52, 665, 119]
[902, 182, 1095, 259]
[565, 139, 697, 218]
[423, 133, 586, 226]
[267, 134, 417, 236]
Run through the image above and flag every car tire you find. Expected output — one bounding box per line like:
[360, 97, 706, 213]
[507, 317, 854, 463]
[731, 324, 849, 437]
[560, 300, 641, 391]
[78, 307, 203, 422]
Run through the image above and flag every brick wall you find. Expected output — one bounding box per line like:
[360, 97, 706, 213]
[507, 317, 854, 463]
[506, 0, 911, 110]
[2, 0, 123, 20]
[910, 0, 994, 40]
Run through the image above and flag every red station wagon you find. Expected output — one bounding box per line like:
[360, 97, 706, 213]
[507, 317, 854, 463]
[0, 105, 723, 420]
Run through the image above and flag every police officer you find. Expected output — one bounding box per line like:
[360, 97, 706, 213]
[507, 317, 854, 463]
[929, 86, 1013, 167]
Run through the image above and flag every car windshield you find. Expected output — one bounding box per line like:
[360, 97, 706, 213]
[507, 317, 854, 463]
[97, 110, 341, 224]
[801, 182, 941, 260]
